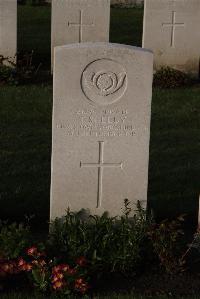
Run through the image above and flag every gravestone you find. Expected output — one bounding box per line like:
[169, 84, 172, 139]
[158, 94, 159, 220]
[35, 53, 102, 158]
[50, 43, 153, 219]
[143, 0, 200, 76]
[0, 0, 17, 65]
[51, 0, 110, 68]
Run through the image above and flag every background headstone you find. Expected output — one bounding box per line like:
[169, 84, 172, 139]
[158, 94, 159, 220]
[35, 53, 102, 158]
[47, 0, 144, 6]
[51, 0, 110, 68]
[50, 43, 153, 219]
[0, 0, 17, 65]
[143, 0, 200, 76]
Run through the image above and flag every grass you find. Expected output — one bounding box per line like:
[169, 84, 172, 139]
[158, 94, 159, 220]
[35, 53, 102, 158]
[149, 87, 200, 222]
[17, 5, 143, 67]
[0, 5, 199, 226]
[18, 4, 51, 67]
[0, 293, 135, 299]
[2, 294, 200, 299]
[110, 8, 143, 46]
[0, 295, 158, 299]
[0, 85, 52, 225]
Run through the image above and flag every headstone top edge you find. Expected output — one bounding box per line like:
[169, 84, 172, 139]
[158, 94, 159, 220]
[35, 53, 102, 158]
[54, 42, 153, 56]
[52, 0, 110, 2]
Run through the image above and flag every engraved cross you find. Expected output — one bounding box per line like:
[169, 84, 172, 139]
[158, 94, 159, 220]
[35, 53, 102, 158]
[68, 9, 94, 43]
[80, 141, 123, 208]
[162, 11, 185, 47]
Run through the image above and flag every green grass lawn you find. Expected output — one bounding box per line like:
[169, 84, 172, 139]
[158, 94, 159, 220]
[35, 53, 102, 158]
[0, 5, 200, 226]
[2, 293, 200, 299]
[3, 292, 200, 299]
[17, 5, 143, 67]
[0, 294, 175, 299]
[0, 85, 52, 225]
[0, 292, 143, 299]
[149, 87, 200, 222]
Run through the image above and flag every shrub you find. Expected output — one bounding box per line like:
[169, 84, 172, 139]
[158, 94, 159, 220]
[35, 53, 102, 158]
[0, 64, 16, 85]
[147, 215, 188, 275]
[0, 52, 41, 85]
[0, 221, 31, 260]
[0, 210, 197, 295]
[190, 230, 200, 253]
[0, 221, 32, 292]
[47, 200, 151, 277]
[153, 66, 191, 88]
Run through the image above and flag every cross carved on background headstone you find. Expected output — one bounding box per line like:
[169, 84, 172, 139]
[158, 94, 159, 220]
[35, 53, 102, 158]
[162, 11, 185, 47]
[68, 9, 94, 42]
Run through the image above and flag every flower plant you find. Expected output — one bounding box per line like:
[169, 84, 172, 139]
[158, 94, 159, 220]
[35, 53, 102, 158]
[22, 247, 89, 295]
[1, 201, 199, 296]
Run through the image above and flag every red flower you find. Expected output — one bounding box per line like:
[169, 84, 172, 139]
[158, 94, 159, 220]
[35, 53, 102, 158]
[52, 274, 59, 283]
[25, 263, 32, 272]
[52, 280, 64, 290]
[75, 278, 84, 286]
[56, 272, 64, 280]
[52, 272, 64, 283]
[1, 263, 10, 273]
[27, 246, 38, 256]
[60, 264, 70, 272]
[75, 278, 89, 294]
[52, 279, 67, 290]
[18, 258, 32, 272]
[76, 256, 87, 267]
[52, 265, 62, 273]
[18, 258, 26, 270]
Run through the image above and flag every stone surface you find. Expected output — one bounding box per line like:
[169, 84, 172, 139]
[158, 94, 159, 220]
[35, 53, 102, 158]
[0, 0, 17, 64]
[47, 0, 143, 7]
[50, 43, 153, 219]
[143, 0, 200, 76]
[51, 0, 110, 68]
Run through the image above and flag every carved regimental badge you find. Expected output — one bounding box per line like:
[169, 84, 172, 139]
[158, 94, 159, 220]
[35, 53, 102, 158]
[81, 59, 127, 106]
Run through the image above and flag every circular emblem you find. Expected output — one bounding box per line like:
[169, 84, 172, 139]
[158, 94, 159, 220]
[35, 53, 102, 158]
[81, 59, 127, 106]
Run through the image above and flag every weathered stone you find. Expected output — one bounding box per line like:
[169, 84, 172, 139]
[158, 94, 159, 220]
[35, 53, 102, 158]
[51, 0, 110, 68]
[50, 43, 153, 219]
[143, 0, 200, 76]
[0, 0, 17, 65]
[47, 0, 144, 7]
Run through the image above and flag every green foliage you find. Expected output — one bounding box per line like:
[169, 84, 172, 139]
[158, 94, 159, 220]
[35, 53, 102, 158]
[190, 230, 200, 253]
[0, 65, 16, 85]
[0, 56, 17, 85]
[147, 215, 187, 275]
[48, 200, 150, 276]
[31, 268, 49, 292]
[153, 67, 191, 88]
[0, 53, 41, 86]
[0, 221, 31, 259]
[18, 0, 47, 5]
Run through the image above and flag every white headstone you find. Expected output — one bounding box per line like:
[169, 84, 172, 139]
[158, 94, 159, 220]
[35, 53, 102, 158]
[0, 0, 17, 65]
[50, 43, 153, 219]
[143, 0, 200, 76]
[51, 0, 110, 68]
